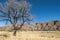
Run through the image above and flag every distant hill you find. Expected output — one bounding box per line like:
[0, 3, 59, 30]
[35, 20, 60, 31]
[0, 26, 13, 31]
[0, 20, 60, 31]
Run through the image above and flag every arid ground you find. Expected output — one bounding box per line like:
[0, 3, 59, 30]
[0, 31, 60, 40]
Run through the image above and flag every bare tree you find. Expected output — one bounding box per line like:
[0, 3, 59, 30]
[0, 0, 33, 36]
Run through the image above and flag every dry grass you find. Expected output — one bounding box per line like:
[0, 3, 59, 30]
[0, 31, 60, 40]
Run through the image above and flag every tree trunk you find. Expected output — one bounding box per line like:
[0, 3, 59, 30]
[13, 24, 17, 36]
[13, 23, 24, 36]
[13, 30, 17, 36]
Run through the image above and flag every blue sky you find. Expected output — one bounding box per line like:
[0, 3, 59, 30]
[28, 0, 60, 23]
[0, 0, 60, 26]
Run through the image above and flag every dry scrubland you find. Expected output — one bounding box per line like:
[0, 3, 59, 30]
[0, 31, 60, 40]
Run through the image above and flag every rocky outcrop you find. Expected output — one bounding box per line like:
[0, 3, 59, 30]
[34, 20, 60, 31]
[0, 20, 60, 31]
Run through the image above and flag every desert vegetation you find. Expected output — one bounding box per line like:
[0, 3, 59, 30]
[0, 31, 60, 40]
[0, 0, 60, 40]
[0, 0, 33, 36]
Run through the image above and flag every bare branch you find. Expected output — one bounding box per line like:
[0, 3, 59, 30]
[0, 0, 33, 36]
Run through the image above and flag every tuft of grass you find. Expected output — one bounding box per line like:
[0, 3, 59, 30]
[0, 34, 9, 37]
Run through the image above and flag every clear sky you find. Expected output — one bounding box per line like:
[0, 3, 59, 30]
[0, 0, 60, 26]
[28, 0, 60, 23]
